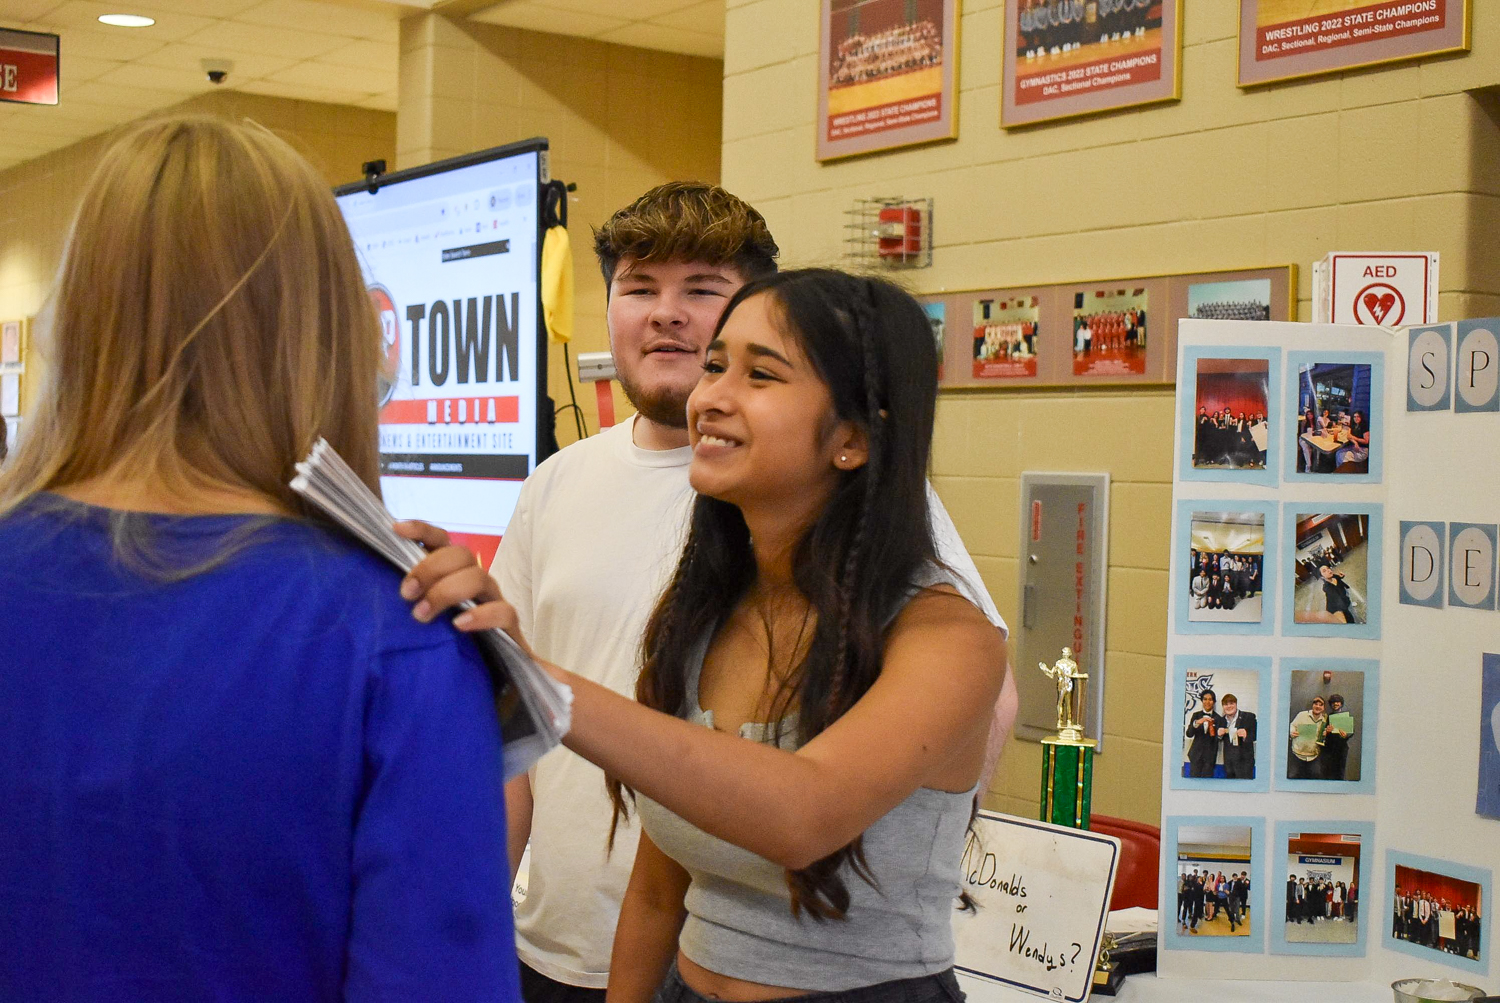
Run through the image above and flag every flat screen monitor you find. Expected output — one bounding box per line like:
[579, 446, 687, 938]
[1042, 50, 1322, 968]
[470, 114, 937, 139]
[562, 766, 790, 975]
[335, 139, 548, 567]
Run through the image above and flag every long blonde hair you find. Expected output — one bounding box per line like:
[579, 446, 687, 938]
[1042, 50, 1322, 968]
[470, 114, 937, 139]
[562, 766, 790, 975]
[0, 115, 383, 525]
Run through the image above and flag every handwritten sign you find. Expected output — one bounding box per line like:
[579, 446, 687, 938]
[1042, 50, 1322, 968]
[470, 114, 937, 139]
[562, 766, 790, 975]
[954, 812, 1120, 1002]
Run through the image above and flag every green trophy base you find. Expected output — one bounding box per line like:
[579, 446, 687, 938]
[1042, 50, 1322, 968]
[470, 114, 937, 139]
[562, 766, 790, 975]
[1040, 735, 1097, 830]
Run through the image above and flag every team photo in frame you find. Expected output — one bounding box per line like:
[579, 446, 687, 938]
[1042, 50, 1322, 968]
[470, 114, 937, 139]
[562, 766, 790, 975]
[1002, 0, 1183, 127]
[818, 0, 960, 161]
[1274, 657, 1380, 796]
[1171, 656, 1273, 793]
[1238, 0, 1472, 88]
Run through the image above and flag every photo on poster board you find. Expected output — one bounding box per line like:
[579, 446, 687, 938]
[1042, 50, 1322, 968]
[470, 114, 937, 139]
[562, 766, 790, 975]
[1177, 346, 1281, 487]
[924, 301, 947, 381]
[1001, 0, 1182, 127]
[1237, 0, 1472, 88]
[1286, 351, 1383, 483]
[1274, 657, 1379, 795]
[1171, 655, 1272, 792]
[1271, 820, 1373, 957]
[972, 294, 1040, 379]
[1284, 504, 1383, 640]
[818, 0, 959, 161]
[1175, 499, 1278, 637]
[1385, 849, 1491, 977]
[1480, 653, 1500, 820]
[1187, 278, 1272, 322]
[1163, 816, 1264, 954]
[1072, 285, 1147, 377]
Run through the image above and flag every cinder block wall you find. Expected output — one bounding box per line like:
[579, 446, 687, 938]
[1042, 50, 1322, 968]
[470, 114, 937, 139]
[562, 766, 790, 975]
[720, 0, 1500, 823]
[397, 14, 724, 444]
[0, 90, 396, 416]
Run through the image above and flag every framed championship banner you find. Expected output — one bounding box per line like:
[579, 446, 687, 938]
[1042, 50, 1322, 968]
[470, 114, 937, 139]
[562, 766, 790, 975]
[1238, 0, 1471, 87]
[817, 0, 960, 161]
[1001, 0, 1183, 128]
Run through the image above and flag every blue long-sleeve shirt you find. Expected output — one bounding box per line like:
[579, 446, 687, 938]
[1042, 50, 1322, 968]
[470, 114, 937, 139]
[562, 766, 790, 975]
[0, 496, 520, 1002]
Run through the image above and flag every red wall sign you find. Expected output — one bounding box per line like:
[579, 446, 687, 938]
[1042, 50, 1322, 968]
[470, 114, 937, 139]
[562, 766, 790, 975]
[0, 29, 60, 107]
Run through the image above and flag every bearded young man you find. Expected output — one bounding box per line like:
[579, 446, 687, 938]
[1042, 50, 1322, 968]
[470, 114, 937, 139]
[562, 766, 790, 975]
[400, 183, 1016, 1002]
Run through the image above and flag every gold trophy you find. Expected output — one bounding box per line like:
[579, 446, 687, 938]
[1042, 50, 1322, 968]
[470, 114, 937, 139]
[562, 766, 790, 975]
[1037, 647, 1096, 829]
[1037, 648, 1119, 992]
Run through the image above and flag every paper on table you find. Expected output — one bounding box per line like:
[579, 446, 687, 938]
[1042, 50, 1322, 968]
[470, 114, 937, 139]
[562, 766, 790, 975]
[1328, 712, 1354, 734]
[290, 438, 571, 780]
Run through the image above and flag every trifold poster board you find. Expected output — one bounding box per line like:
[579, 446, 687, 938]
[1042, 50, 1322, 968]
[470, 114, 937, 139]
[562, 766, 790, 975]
[1161, 318, 1499, 989]
[334, 139, 549, 567]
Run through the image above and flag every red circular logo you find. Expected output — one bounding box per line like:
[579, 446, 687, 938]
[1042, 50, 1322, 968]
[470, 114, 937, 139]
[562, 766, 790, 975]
[369, 283, 400, 406]
[1353, 282, 1404, 326]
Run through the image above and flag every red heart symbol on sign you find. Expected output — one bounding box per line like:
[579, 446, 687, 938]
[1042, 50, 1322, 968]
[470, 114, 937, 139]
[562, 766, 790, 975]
[1363, 292, 1397, 324]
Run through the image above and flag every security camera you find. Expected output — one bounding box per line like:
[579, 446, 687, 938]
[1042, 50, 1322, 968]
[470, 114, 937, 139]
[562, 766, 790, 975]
[201, 58, 233, 85]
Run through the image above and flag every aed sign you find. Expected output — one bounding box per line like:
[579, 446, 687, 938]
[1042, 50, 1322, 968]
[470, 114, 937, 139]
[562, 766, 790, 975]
[0, 29, 59, 107]
[1328, 252, 1438, 327]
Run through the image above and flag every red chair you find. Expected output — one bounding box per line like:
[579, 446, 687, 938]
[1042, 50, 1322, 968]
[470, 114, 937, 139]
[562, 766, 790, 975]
[1090, 814, 1160, 911]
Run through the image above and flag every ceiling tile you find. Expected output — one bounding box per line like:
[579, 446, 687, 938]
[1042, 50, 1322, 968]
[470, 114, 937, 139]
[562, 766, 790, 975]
[96, 61, 212, 93]
[41, 1, 216, 41]
[0, 1, 65, 21]
[267, 57, 387, 93]
[470, 2, 628, 36]
[648, 0, 723, 36]
[62, 79, 181, 108]
[132, 0, 264, 15]
[236, 76, 369, 104]
[134, 42, 299, 80]
[317, 38, 396, 70]
[596, 21, 721, 57]
[179, 19, 350, 61]
[531, 0, 700, 18]
[355, 90, 397, 111]
[54, 26, 169, 60]
[17, 99, 130, 124]
[55, 53, 126, 83]
[235, 0, 396, 41]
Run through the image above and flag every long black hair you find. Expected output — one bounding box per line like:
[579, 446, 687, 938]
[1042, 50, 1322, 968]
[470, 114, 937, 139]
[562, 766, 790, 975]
[607, 268, 943, 920]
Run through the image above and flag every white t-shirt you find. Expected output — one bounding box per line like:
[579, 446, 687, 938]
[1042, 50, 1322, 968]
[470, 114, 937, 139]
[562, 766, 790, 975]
[493, 415, 1007, 988]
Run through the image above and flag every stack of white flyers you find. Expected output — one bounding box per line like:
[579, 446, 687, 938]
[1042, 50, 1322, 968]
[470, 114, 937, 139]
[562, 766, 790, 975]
[291, 438, 571, 779]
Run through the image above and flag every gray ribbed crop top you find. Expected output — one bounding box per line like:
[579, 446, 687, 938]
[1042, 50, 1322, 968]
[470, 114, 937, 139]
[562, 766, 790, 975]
[634, 567, 980, 991]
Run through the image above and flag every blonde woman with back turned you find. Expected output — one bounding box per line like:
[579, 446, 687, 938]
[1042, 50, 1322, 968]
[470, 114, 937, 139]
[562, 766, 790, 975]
[0, 116, 522, 1002]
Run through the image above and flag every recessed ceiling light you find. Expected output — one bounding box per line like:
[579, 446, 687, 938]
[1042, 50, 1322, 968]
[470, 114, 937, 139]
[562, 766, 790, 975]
[98, 14, 156, 27]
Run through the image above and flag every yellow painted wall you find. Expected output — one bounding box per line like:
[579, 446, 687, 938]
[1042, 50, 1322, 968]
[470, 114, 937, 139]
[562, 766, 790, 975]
[0, 90, 395, 417]
[720, 0, 1500, 823]
[397, 15, 724, 445]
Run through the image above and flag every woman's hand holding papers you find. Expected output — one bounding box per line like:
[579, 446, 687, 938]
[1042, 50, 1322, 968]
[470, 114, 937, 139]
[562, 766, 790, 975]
[394, 520, 535, 657]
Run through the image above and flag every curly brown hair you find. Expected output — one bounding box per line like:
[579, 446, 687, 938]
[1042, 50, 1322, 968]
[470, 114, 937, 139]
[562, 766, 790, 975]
[592, 181, 779, 287]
